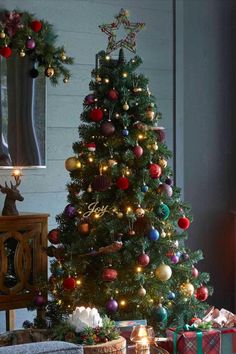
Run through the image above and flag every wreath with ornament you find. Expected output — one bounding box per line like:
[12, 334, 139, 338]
[0, 9, 73, 84]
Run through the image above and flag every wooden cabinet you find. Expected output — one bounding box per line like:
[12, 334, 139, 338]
[0, 213, 49, 329]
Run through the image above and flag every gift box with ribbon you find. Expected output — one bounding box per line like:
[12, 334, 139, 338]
[219, 328, 236, 354]
[166, 324, 221, 354]
[115, 319, 147, 344]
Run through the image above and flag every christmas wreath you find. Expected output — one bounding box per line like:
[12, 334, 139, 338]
[0, 9, 73, 84]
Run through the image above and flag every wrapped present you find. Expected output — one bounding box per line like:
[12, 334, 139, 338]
[219, 328, 236, 354]
[115, 319, 147, 344]
[166, 324, 221, 354]
[194, 307, 236, 328]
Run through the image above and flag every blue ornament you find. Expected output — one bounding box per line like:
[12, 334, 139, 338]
[175, 251, 181, 258]
[141, 184, 149, 193]
[168, 291, 176, 300]
[152, 305, 168, 322]
[148, 227, 159, 241]
[158, 203, 170, 220]
[122, 128, 129, 136]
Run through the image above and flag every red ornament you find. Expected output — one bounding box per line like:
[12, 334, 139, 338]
[178, 216, 190, 230]
[155, 128, 166, 142]
[31, 20, 42, 32]
[0, 46, 12, 58]
[89, 108, 104, 122]
[63, 276, 76, 290]
[166, 250, 174, 258]
[189, 317, 201, 325]
[191, 267, 199, 278]
[108, 89, 119, 101]
[149, 163, 161, 178]
[137, 253, 150, 267]
[116, 176, 129, 190]
[87, 142, 96, 152]
[92, 175, 111, 191]
[195, 285, 208, 301]
[133, 145, 143, 158]
[48, 229, 60, 245]
[101, 121, 115, 136]
[102, 268, 118, 281]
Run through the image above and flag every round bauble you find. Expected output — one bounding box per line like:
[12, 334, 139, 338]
[64, 204, 77, 218]
[180, 282, 194, 297]
[141, 184, 149, 193]
[117, 212, 124, 218]
[155, 264, 172, 281]
[48, 229, 60, 245]
[34, 294, 45, 306]
[0, 46, 12, 58]
[149, 163, 161, 179]
[195, 285, 208, 301]
[79, 222, 90, 234]
[158, 203, 170, 220]
[26, 38, 36, 49]
[87, 142, 96, 152]
[155, 128, 166, 143]
[89, 108, 104, 122]
[181, 252, 190, 261]
[116, 176, 129, 190]
[122, 128, 129, 136]
[192, 267, 199, 278]
[0, 31, 6, 39]
[159, 158, 168, 169]
[30, 68, 39, 78]
[102, 268, 118, 281]
[148, 227, 160, 241]
[31, 20, 42, 32]
[152, 305, 168, 322]
[65, 156, 81, 171]
[165, 177, 173, 186]
[137, 253, 150, 267]
[171, 255, 179, 264]
[168, 291, 176, 300]
[133, 145, 143, 158]
[161, 230, 166, 238]
[108, 159, 117, 167]
[106, 298, 118, 312]
[84, 94, 95, 105]
[92, 175, 111, 192]
[63, 276, 76, 290]
[45, 67, 55, 78]
[138, 287, 147, 296]
[123, 102, 129, 111]
[146, 109, 155, 120]
[63, 77, 69, 83]
[178, 216, 190, 230]
[101, 121, 115, 136]
[128, 229, 136, 236]
[135, 206, 145, 218]
[19, 49, 26, 57]
[157, 183, 173, 197]
[108, 89, 119, 101]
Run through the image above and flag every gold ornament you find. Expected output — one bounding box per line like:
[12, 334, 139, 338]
[65, 156, 81, 171]
[83, 201, 109, 218]
[117, 212, 124, 218]
[146, 109, 155, 120]
[138, 287, 146, 296]
[151, 142, 158, 151]
[63, 77, 69, 83]
[180, 282, 194, 297]
[87, 184, 92, 193]
[123, 102, 129, 111]
[133, 87, 142, 93]
[135, 207, 145, 217]
[155, 263, 172, 281]
[19, 49, 26, 57]
[0, 31, 6, 39]
[159, 158, 168, 168]
[161, 230, 166, 238]
[128, 229, 136, 236]
[95, 75, 102, 83]
[108, 159, 118, 167]
[45, 66, 55, 78]
[79, 222, 90, 234]
[61, 52, 67, 61]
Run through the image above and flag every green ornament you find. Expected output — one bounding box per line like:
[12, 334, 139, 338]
[152, 305, 168, 322]
[157, 203, 170, 220]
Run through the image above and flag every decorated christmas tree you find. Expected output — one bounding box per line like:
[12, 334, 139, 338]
[43, 9, 212, 332]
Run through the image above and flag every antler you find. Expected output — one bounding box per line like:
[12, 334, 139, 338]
[11, 179, 21, 189]
[0, 182, 9, 194]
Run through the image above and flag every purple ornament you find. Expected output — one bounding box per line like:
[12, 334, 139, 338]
[171, 255, 179, 264]
[84, 94, 95, 105]
[182, 253, 190, 261]
[34, 294, 45, 306]
[106, 298, 118, 312]
[165, 177, 173, 186]
[101, 121, 115, 136]
[64, 204, 77, 218]
[158, 183, 173, 197]
[26, 38, 36, 49]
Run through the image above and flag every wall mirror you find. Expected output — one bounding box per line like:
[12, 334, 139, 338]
[0, 53, 46, 168]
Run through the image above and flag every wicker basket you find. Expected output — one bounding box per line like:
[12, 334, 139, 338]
[83, 336, 126, 353]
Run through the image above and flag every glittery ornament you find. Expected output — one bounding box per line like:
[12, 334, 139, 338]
[65, 157, 81, 171]
[89, 108, 104, 122]
[155, 264, 172, 281]
[116, 176, 129, 190]
[101, 121, 115, 136]
[102, 268, 118, 281]
[159, 158, 167, 168]
[180, 282, 194, 297]
[92, 175, 111, 192]
[195, 285, 208, 301]
[149, 163, 161, 179]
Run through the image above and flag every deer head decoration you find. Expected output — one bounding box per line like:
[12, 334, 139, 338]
[0, 180, 24, 216]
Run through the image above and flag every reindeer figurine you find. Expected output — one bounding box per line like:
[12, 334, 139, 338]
[0, 179, 24, 216]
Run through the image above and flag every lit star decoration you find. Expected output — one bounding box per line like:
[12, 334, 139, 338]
[99, 8, 145, 54]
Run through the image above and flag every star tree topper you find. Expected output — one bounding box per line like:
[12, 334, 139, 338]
[99, 9, 145, 54]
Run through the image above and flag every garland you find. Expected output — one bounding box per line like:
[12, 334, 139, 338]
[0, 9, 73, 85]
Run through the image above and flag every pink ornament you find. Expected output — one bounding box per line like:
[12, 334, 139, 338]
[133, 145, 143, 158]
[192, 267, 199, 278]
[137, 253, 150, 267]
[26, 38, 36, 49]
[171, 255, 179, 264]
[157, 183, 173, 197]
